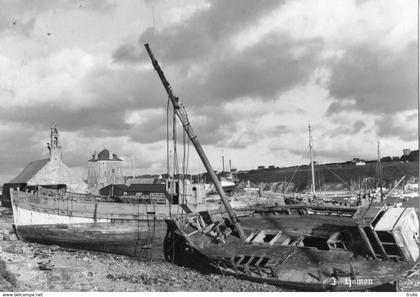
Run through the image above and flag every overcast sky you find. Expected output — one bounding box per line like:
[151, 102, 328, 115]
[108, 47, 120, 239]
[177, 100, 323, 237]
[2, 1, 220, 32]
[0, 0, 417, 183]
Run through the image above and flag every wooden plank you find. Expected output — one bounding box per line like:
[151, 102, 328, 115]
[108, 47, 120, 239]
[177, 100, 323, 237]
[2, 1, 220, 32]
[369, 225, 389, 260]
[374, 208, 406, 231]
[245, 232, 255, 243]
[269, 232, 283, 245]
[357, 226, 377, 259]
[14, 191, 186, 220]
[239, 215, 356, 239]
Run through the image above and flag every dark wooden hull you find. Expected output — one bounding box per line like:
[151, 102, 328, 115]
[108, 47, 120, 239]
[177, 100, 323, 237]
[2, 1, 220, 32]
[166, 205, 419, 291]
[14, 220, 168, 260]
[184, 232, 413, 291]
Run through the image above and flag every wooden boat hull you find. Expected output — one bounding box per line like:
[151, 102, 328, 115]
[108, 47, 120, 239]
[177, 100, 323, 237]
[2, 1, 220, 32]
[10, 190, 214, 260]
[181, 231, 413, 291]
[14, 220, 168, 260]
[166, 205, 419, 291]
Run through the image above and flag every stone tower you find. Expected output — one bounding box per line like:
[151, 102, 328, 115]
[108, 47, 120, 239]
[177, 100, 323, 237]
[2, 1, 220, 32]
[87, 149, 124, 194]
[47, 122, 62, 162]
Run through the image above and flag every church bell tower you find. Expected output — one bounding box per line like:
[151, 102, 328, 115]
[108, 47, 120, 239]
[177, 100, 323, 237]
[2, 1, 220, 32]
[47, 122, 62, 161]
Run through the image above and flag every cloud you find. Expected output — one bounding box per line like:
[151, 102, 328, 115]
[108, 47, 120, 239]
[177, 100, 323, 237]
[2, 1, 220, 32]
[113, 43, 143, 64]
[0, 17, 36, 36]
[0, 0, 115, 36]
[375, 112, 418, 141]
[328, 42, 417, 114]
[353, 120, 366, 133]
[113, 0, 285, 65]
[0, 0, 418, 184]
[113, 0, 325, 108]
[266, 125, 291, 137]
[328, 119, 366, 137]
[179, 34, 323, 105]
[0, 0, 115, 15]
[0, 125, 47, 180]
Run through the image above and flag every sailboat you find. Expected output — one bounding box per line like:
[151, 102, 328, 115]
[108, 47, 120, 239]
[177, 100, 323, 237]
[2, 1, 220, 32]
[308, 124, 317, 201]
[218, 157, 239, 193]
[145, 44, 419, 291]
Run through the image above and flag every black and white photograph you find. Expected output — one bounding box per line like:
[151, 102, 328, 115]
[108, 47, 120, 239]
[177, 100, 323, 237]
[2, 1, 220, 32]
[0, 0, 418, 294]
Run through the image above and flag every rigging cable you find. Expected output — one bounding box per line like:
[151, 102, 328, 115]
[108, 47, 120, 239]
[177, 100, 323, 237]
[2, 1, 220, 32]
[181, 129, 187, 216]
[166, 97, 172, 218]
[172, 101, 182, 217]
[306, 164, 311, 193]
[321, 164, 351, 190]
[284, 165, 299, 194]
[316, 162, 322, 195]
[173, 102, 179, 178]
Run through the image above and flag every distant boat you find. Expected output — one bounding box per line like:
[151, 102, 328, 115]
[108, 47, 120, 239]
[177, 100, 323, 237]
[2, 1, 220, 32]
[218, 170, 239, 193]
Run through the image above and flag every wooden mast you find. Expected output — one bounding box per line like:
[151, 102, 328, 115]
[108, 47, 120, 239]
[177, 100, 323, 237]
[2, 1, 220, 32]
[308, 124, 316, 198]
[144, 44, 246, 240]
[222, 152, 225, 172]
[377, 140, 384, 202]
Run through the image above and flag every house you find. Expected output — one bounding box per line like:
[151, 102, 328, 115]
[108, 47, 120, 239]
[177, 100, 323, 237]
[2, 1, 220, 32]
[87, 149, 124, 194]
[125, 177, 162, 186]
[3, 123, 87, 206]
[405, 183, 419, 192]
[127, 183, 167, 203]
[99, 184, 129, 197]
[127, 183, 166, 195]
[352, 158, 366, 166]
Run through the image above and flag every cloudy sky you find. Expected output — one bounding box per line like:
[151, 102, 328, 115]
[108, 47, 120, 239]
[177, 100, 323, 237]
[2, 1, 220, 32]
[0, 0, 417, 183]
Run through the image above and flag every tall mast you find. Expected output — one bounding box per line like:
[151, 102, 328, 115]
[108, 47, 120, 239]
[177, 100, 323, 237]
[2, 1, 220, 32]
[308, 124, 316, 198]
[222, 152, 225, 172]
[132, 154, 136, 179]
[377, 140, 383, 202]
[144, 44, 246, 240]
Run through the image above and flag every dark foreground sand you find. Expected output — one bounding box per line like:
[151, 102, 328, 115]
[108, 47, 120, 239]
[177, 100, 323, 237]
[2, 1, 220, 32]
[0, 207, 418, 292]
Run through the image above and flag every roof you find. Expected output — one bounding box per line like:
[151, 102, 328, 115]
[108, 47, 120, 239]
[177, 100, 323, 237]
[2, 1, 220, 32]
[126, 177, 157, 186]
[8, 159, 49, 184]
[127, 184, 166, 193]
[89, 149, 122, 162]
[100, 184, 129, 191]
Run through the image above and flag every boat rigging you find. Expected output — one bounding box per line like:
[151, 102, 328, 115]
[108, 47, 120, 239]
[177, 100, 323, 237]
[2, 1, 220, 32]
[144, 43, 246, 240]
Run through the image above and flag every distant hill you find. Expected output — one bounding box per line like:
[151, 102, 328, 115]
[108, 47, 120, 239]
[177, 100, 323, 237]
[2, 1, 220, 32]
[127, 158, 419, 193]
[237, 161, 419, 192]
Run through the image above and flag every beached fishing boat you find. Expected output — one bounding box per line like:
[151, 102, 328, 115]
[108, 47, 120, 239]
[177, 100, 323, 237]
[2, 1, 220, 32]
[10, 185, 222, 260]
[145, 44, 419, 291]
[166, 204, 419, 291]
